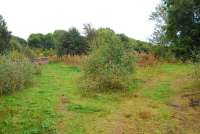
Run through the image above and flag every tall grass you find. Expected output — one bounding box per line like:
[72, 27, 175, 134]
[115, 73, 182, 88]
[49, 55, 87, 65]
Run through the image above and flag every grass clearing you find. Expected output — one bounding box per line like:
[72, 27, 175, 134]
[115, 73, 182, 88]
[1, 63, 199, 134]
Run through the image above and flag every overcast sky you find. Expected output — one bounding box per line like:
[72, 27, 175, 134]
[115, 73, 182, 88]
[0, 0, 160, 41]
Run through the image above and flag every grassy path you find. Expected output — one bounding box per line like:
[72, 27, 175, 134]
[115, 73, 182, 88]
[0, 64, 80, 134]
[0, 63, 197, 134]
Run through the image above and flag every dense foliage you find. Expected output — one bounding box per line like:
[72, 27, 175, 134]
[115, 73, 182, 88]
[53, 30, 67, 46]
[27, 28, 89, 56]
[81, 28, 136, 93]
[151, 0, 200, 61]
[165, 0, 200, 61]
[0, 51, 35, 94]
[56, 27, 88, 56]
[28, 33, 55, 49]
[0, 15, 11, 54]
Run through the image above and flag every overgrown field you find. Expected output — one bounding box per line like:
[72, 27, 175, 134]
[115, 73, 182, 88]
[0, 63, 199, 134]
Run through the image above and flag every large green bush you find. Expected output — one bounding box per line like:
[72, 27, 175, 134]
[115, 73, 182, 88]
[81, 28, 136, 93]
[0, 52, 35, 94]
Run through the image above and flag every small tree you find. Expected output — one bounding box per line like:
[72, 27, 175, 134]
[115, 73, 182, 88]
[0, 15, 11, 54]
[81, 28, 136, 93]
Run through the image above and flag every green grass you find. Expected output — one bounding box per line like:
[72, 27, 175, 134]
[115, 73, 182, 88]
[0, 64, 81, 134]
[0, 63, 195, 134]
[143, 80, 171, 100]
[67, 104, 101, 113]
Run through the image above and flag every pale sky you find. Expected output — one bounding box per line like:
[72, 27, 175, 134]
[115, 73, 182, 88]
[0, 0, 160, 41]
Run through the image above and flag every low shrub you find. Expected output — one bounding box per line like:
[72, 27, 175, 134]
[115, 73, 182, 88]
[0, 52, 35, 95]
[80, 28, 136, 94]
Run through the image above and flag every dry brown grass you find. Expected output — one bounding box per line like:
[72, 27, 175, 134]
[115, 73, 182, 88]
[49, 55, 88, 65]
[138, 111, 152, 120]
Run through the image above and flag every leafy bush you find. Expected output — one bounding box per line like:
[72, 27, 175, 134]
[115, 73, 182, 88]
[80, 28, 136, 94]
[56, 27, 88, 56]
[0, 51, 35, 94]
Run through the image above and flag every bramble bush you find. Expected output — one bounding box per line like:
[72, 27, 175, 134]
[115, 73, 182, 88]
[80, 28, 136, 94]
[0, 51, 35, 95]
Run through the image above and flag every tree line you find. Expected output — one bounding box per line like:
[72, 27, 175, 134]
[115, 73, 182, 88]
[0, 14, 153, 57]
[1, 0, 200, 62]
[150, 0, 200, 61]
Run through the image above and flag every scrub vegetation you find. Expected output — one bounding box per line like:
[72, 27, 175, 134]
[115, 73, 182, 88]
[0, 0, 200, 133]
